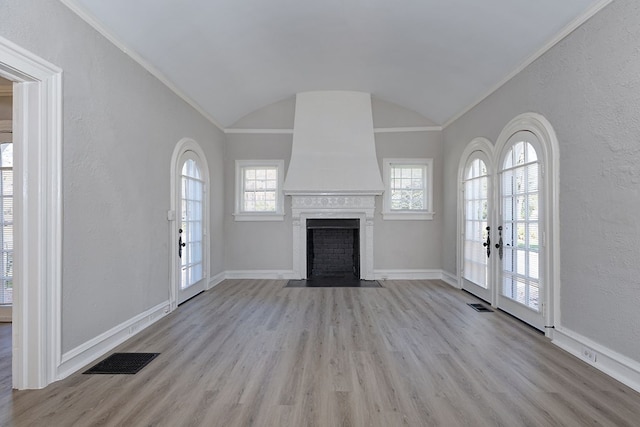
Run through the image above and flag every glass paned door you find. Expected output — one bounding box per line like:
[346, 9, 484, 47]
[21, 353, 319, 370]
[0, 142, 12, 308]
[497, 132, 544, 330]
[177, 152, 206, 304]
[462, 154, 492, 301]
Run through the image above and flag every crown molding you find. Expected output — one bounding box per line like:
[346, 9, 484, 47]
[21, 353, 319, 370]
[442, 0, 613, 129]
[224, 126, 442, 135]
[60, 0, 225, 132]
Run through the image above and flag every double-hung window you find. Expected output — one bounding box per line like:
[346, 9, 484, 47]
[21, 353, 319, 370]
[382, 158, 434, 220]
[234, 160, 285, 221]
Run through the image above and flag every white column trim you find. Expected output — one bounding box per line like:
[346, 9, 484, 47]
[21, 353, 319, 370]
[0, 35, 63, 389]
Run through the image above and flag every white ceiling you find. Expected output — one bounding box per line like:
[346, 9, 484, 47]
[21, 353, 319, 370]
[64, 0, 606, 128]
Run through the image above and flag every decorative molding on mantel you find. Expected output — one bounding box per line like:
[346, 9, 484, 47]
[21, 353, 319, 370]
[289, 194, 379, 219]
[288, 193, 379, 281]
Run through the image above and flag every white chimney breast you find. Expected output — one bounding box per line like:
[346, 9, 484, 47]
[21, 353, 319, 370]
[283, 91, 384, 195]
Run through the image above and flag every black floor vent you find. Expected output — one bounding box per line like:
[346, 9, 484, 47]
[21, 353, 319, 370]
[467, 303, 494, 312]
[84, 353, 160, 375]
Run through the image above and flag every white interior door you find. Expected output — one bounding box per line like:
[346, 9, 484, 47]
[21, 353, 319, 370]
[496, 132, 545, 330]
[461, 152, 492, 302]
[177, 151, 206, 304]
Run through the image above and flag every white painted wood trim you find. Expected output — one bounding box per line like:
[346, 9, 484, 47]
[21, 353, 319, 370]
[374, 126, 442, 133]
[442, 0, 613, 128]
[553, 327, 640, 393]
[60, 0, 225, 131]
[374, 269, 443, 280]
[208, 272, 226, 289]
[440, 270, 459, 288]
[1, 35, 63, 390]
[224, 126, 442, 135]
[224, 270, 297, 280]
[57, 301, 170, 380]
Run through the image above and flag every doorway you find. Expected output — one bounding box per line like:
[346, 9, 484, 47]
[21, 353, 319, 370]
[170, 139, 210, 307]
[458, 114, 559, 334]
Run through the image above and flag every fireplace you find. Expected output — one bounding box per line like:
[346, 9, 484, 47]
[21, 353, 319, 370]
[307, 219, 360, 279]
[288, 194, 377, 280]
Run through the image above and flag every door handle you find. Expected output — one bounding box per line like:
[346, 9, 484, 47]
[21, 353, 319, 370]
[482, 226, 491, 258]
[178, 228, 186, 258]
[494, 226, 503, 260]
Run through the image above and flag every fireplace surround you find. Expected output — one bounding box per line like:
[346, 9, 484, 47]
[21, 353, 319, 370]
[289, 194, 376, 280]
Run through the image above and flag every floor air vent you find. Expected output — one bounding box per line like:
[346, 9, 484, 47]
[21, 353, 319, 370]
[83, 352, 160, 375]
[467, 303, 494, 313]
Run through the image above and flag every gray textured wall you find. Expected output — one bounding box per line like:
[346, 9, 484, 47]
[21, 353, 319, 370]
[0, 0, 225, 352]
[443, 0, 640, 361]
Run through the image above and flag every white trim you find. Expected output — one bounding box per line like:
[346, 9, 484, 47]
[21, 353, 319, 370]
[382, 158, 434, 220]
[224, 126, 442, 135]
[234, 159, 285, 221]
[57, 301, 170, 380]
[374, 126, 442, 133]
[224, 270, 297, 280]
[374, 269, 443, 281]
[456, 138, 494, 292]
[553, 327, 640, 393]
[0, 35, 63, 389]
[169, 138, 211, 310]
[208, 271, 226, 289]
[225, 128, 294, 135]
[440, 270, 460, 288]
[60, 0, 225, 131]
[443, 0, 613, 128]
[494, 113, 560, 335]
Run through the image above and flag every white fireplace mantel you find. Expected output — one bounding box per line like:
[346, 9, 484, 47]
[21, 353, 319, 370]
[288, 193, 380, 280]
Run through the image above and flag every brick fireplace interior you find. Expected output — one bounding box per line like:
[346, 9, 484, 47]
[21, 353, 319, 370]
[306, 219, 360, 279]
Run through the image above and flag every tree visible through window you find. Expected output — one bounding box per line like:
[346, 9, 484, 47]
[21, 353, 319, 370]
[382, 158, 434, 220]
[390, 165, 425, 210]
[242, 167, 277, 212]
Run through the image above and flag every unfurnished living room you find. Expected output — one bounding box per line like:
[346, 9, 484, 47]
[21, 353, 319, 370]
[2, 0, 640, 425]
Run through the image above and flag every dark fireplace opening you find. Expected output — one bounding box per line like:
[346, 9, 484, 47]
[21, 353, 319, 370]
[307, 219, 360, 279]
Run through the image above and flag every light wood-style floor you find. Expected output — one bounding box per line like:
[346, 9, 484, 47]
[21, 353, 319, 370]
[1, 279, 640, 426]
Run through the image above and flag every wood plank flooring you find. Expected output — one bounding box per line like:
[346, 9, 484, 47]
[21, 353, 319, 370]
[1, 279, 640, 426]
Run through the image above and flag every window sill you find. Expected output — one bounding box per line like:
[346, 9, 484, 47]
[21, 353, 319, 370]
[233, 212, 285, 222]
[381, 211, 434, 220]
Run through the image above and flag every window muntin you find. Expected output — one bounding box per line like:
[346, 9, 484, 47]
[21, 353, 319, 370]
[382, 158, 433, 220]
[181, 158, 204, 289]
[463, 157, 489, 289]
[234, 160, 285, 221]
[242, 166, 278, 212]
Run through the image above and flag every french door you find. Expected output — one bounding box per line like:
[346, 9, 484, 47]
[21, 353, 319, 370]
[461, 151, 492, 302]
[176, 150, 206, 304]
[461, 131, 546, 331]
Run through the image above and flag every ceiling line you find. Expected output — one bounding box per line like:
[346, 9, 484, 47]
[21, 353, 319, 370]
[442, 0, 613, 129]
[60, 0, 226, 132]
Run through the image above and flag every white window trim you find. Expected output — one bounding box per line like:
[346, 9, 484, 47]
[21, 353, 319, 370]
[234, 159, 285, 221]
[382, 158, 434, 220]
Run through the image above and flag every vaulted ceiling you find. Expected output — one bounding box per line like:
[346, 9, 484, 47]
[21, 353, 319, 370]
[63, 0, 606, 128]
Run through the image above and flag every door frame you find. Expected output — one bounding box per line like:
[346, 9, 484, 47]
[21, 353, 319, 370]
[169, 138, 210, 310]
[457, 137, 494, 301]
[0, 36, 63, 389]
[458, 113, 560, 337]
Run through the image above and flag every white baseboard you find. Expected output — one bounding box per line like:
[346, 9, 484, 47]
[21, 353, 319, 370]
[373, 269, 443, 280]
[553, 327, 640, 393]
[208, 271, 226, 289]
[440, 270, 460, 288]
[224, 270, 297, 280]
[57, 301, 170, 381]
